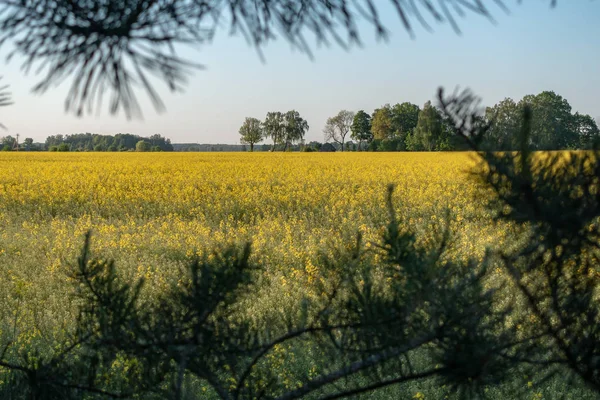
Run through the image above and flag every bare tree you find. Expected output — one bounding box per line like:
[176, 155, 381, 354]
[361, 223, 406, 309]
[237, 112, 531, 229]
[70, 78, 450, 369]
[324, 110, 355, 151]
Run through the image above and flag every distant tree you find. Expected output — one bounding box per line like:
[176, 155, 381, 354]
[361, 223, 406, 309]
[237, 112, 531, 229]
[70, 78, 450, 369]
[1, 135, 16, 149]
[351, 110, 373, 150]
[151, 146, 162, 152]
[324, 110, 355, 151]
[484, 98, 521, 150]
[263, 112, 285, 151]
[148, 134, 174, 151]
[319, 142, 336, 152]
[410, 101, 443, 151]
[23, 137, 34, 151]
[93, 144, 105, 151]
[57, 143, 70, 152]
[573, 112, 600, 149]
[364, 139, 378, 152]
[283, 110, 309, 151]
[391, 102, 420, 149]
[521, 91, 576, 150]
[136, 140, 151, 152]
[107, 145, 117, 152]
[371, 105, 394, 140]
[239, 117, 263, 152]
[306, 141, 322, 151]
[378, 137, 403, 152]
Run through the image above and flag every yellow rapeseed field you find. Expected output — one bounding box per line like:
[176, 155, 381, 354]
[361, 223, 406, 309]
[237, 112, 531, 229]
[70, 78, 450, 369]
[0, 152, 509, 346]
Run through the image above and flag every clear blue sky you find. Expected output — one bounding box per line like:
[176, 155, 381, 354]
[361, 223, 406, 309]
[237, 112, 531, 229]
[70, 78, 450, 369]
[0, 1, 599, 144]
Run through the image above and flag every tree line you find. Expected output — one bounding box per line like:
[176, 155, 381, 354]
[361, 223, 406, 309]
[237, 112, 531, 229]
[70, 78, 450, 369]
[241, 91, 599, 152]
[239, 111, 310, 152]
[46, 133, 174, 152]
[0, 133, 175, 152]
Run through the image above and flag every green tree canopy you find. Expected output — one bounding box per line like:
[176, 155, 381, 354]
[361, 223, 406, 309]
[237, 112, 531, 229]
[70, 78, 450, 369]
[262, 112, 285, 152]
[574, 113, 600, 149]
[135, 140, 151, 152]
[391, 102, 421, 148]
[408, 101, 443, 151]
[484, 98, 521, 150]
[371, 104, 394, 141]
[483, 92, 599, 151]
[239, 117, 263, 152]
[522, 91, 576, 150]
[283, 110, 309, 151]
[351, 110, 373, 150]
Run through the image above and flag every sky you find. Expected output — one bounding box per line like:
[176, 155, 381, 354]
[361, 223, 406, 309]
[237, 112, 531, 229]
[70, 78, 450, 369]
[0, 1, 599, 144]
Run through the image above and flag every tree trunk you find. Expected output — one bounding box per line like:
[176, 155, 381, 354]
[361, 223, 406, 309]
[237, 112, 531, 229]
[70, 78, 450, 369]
[250, 143, 254, 152]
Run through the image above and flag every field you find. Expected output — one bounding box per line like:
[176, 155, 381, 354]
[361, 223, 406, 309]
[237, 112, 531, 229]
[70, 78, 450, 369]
[0, 152, 594, 398]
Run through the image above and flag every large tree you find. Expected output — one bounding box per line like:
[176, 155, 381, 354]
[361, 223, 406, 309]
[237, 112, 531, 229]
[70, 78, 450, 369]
[573, 112, 600, 149]
[324, 110, 355, 152]
[484, 98, 521, 150]
[351, 110, 373, 150]
[408, 101, 442, 151]
[239, 117, 263, 152]
[371, 104, 394, 140]
[262, 112, 285, 152]
[391, 102, 420, 148]
[484, 93, 598, 151]
[283, 110, 309, 151]
[521, 91, 576, 150]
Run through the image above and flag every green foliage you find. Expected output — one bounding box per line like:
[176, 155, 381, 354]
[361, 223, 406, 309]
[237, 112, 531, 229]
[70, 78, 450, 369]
[351, 110, 373, 150]
[377, 137, 403, 151]
[410, 101, 443, 151]
[371, 105, 394, 141]
[484, 91, 599, 151]
[484, 98, 521, 150]
[136, 140, 151, 152]
[573, 113, 600, 149]
[370, 103, 421, 149]
[391, 102, 421, 147]
[45, 133, 173, 152]
[283, 111, 309, 151]
[318, 142, 336, 152]
[239, 117, 264, 152]
[366, 139, 381, 152]
[263, 112, 285, 151]
[57, 143, 70, 152]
